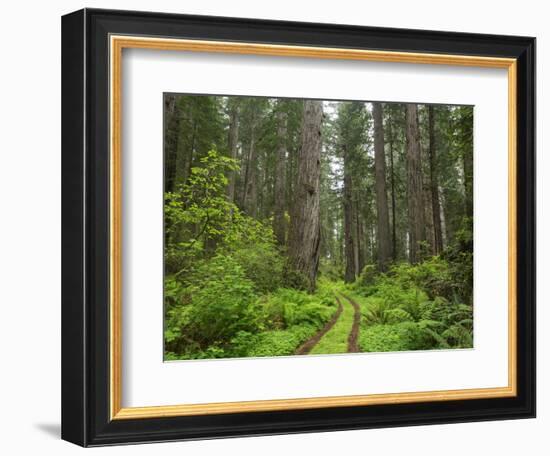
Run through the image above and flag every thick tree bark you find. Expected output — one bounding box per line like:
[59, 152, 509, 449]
[343, 144, 356, 283]
[273, 106, 287, 245]
[405, 104, 425, 264]
[373, 102, 391, 271]
[226, 100, 240, 202]
[428, 106, 444, 255]
[288, 100, 323, 292]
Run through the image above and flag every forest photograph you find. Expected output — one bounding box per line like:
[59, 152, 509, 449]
[163, 93, 474, 361]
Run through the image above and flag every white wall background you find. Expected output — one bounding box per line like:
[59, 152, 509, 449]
[0, 0, 545, 454]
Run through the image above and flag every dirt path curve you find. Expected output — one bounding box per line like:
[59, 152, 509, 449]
[341, 293, 361, 353]
[295, 297, 343, 355]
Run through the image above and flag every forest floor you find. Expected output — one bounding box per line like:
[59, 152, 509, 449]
[297, 291, 363, 355]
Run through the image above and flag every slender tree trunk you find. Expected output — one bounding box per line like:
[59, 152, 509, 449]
[173, 106, 198, 192]
[174, 111, 195, 189]
[405, 104, 425, 264]
[243, 114, 258, 217]
[185, 122, 198, 186]
[423, 180, 434, 253]
[357, 213, 365, 272]
[463, 141, 474, 220]
[438, 185, 448, 248]
[226, 101, 240, 202]
[428, 106, 443, 254]
[353, 198, 360, 275]
[273, 106, 287, 245]
[388, 114, 397, 261]
[164, 95, 180, 193]
[288, 100, 323, 292]
[343, 144, 356, 283]
[373, 102, 391, 271]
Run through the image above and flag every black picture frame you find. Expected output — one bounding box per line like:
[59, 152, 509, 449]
[62, 7, 536, 447]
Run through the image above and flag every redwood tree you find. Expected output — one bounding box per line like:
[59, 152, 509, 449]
[288, 100, 323, 291]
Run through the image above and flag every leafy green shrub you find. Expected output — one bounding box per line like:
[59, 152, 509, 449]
[351, 251, 473, 352]
[359, 320, 444, 353]
[164, 271, 338, 359]
[230, 242, 284, 293]
[355, 264, 378, 288]
[261, 287, 336, 329]
[164, 254, 260, 354]
[361, 298, 396, 325]
[228, 325, 319, 358]
[219, 284, 337, 358]
[318, 259, 344, 282]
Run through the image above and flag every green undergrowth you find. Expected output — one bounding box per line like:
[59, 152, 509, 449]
[343, 257, 473, 353]
[165, 279, 339, 360]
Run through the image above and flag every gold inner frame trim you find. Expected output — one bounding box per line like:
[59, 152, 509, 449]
[109, 35, 518, 420]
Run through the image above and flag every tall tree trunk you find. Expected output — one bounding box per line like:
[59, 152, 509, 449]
[357, 212, 365, 272]
[423, 179, 434, 253]
[226, 101, 240, 202]
[405, 104, 425, 264]
[243, 113, 258, 217]
[428, 106, 444, 254]
[273, 106, 287, 245]
[388, 113, 397, 261]
[288, 100, 323, 292]
[463, 131, 474, 220]
[174, 115, 197, 190]
[353, 198, 360, 275]
[438, 185, 448, 248]
[164, 95, 180, 193]
[343, 144, 356, 283]
[373, 102, 391, 271]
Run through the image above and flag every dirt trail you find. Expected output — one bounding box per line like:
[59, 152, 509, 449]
[341, 293, 361, 353]
[295, 297, 343, 355]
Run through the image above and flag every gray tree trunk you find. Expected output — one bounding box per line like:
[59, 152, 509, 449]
[343, 144, 356, 283]
[405, 104, 425, 264]
[273, 106, 287, 245]
[288, 100, 323, 292]
[226, 100, 240, 203]
[428, 106, 444, 254]
[164, 94, 180, 193]
[387, 113, 397, 260]
[174, 110, 195, 189]
[463, 142, 474, 220]
[353, 198, 362, 277]
[243, 112, 258, 217]
[373, 102, 391, 271]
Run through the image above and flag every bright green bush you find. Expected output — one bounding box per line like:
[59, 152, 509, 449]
[359, 320, 445, 352]
[230, 242, 284, 293]
[227, 325, 319, 358]
[355, 264, 378, 288]
[164, 254, 260, 354]
[164, 270, 338, 360]
[351, 250, 473, 352]
[318, 259, 344, 282]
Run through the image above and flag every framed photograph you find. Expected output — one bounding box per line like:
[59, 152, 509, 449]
[61, 8, 535, 446]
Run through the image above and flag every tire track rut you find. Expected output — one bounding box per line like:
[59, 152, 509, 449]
[295, 297, 344, 355]
[341, 293, 361, 353]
